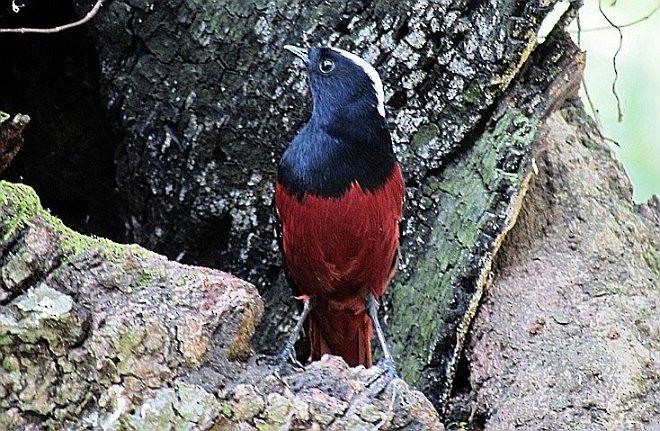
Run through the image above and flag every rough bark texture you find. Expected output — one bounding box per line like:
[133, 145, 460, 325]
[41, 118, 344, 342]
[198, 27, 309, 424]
[65, 0, 584, 407]
[0, 181, 442, 430]
[388, 27, 585, 408]
[80, 0, 567, 273]
[3, 102, 658, 429]
[1, 0, 594, 415]
[450, 108, 660, 430]
[3, 1, 658, 428]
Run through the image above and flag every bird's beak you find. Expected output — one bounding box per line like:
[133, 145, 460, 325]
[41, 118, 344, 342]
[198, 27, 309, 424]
[284, 45, 309, 65]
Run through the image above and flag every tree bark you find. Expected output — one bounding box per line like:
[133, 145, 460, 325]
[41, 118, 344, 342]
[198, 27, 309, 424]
[1, 0, 658, 428]
[2, 99, 657, 429]
[80, 0, 575, 269]
[0, 185, 442, 429]
[68, 0, 586, 407]
[451, 107, 660, 429]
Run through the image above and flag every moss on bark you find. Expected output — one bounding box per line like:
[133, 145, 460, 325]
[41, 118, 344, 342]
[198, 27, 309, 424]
[0, 181, 441, 430]
[390, 108, 535, 386]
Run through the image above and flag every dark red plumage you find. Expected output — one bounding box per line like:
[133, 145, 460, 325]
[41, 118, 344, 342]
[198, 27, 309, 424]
[275, 164, 404, 367]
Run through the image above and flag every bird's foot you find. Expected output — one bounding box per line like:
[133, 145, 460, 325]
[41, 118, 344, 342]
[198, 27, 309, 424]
[274, 346, 304, 372]
[255, 350, 304, 377]
[269, 296, 312, 375]
[376, 357, 399, 381]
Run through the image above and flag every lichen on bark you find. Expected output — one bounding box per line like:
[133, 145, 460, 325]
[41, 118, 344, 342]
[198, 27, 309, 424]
[390, 107, 536, 385]
[0, 181, 441, 430]
[385, 25, 585, 408]
[451, 107, 660, 429]
[71, 3, 582, 376]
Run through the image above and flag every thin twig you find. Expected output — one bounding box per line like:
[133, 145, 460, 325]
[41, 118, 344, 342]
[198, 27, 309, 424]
[597, 0, 624, 122]
[576, 15, 602, 129]
[577, 2, 660, 32]
[0, 0, 103, 34]
[576, 14, 620, 146]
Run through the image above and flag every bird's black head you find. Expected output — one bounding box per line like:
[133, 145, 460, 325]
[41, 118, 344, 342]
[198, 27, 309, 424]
[284, 45, 385, 123]
[279, 45, 394, 198]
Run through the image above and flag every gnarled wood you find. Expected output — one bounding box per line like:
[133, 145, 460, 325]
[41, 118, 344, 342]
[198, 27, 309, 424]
[452, 107, 660, 429]
[0, 181, 442, 430]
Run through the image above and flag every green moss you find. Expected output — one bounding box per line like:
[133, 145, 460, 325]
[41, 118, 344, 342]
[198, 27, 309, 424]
[109, 329, 142, 375]
[176, 273, 199, 287]
[0, 181, 154, 264]
[219, 402, 233, 418]
[0, 181, 41, 243]
[462, 81, 483, 104]
[389, 108, 536, 384]
[2, 355, 19, 372]
[44, 211, 152, 263]
[411, 123, 440, 150]
[136, 268, 167, 287]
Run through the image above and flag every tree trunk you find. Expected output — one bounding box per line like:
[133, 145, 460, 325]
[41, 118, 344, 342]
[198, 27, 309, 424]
[0, 183, 442, 429]
[452, 108, 660, 429]
[69, 0, 586, 406]
[1, 0, 658, 429]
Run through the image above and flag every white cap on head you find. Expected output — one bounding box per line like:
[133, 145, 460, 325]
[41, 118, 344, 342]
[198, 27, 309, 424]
[330, 47, 385, 117]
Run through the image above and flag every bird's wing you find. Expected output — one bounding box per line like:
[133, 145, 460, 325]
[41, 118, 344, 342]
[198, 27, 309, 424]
[273, 187, 302, 297]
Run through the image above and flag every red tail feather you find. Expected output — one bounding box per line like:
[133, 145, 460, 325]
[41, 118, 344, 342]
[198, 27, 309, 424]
[308, 298, 372, 367]
[276, 164, 404, 367]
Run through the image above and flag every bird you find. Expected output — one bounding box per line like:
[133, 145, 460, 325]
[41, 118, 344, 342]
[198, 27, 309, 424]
[274, 44, 405, 370]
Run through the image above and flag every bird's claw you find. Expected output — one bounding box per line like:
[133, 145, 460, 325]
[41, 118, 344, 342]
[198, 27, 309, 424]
[376, 358, 399, 380]
[276, 346, 294, 364]
[271, 347, 304, 375]
[271, 297, 312, 375]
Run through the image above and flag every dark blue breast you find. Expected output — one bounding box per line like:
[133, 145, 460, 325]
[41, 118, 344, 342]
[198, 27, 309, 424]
[278, 111, 396, 199]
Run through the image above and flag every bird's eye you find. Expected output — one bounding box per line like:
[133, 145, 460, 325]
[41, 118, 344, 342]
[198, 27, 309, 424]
[319, 58, 335, 74]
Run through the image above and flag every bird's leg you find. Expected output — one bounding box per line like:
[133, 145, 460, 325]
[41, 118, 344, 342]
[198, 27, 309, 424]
[276, 295, 312, 369]
[366, 292, 398, 377]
